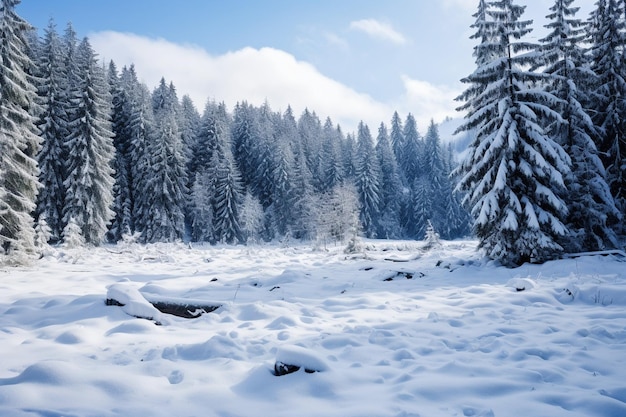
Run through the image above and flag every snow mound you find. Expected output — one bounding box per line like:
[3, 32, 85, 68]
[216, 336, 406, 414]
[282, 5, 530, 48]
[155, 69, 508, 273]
[506, 277, 537, 292]
[275, 344, 329, 374]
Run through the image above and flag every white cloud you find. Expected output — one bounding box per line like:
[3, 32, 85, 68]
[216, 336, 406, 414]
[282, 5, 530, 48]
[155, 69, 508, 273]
[349, 19, 407, 45]
[398, 75, 461, 130]
[89, 31, 389, 132]
[89, 31, 458, 134]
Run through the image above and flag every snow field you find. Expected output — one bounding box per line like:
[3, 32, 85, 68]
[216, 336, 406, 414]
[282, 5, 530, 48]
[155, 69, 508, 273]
[0, 240, 625, 417]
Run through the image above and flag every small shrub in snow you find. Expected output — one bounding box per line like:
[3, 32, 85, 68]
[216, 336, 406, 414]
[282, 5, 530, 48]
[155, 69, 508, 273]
[422, 220, 441, 250]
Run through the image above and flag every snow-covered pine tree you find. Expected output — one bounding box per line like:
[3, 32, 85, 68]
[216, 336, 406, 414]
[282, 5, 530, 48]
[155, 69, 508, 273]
[0, 0, 41, 264]
[289, 135, 317, 240]
[232, 101, 258, 193]
[399, 113, 421, 184]
[455, 0, 571, 266]
[540, 0, 621, 251]
[341, 132, 357, 181]
[34, 214, 52, 251]
[421, 120, 447, 234]
[141, 78, 187, 243]
[212, 151, 243, 244]
[297, 108, 323, 184]
[390, 111, 405, 163]
[34, 20, 68, 244]
[107, 63, 135, 242]
[375, 122, 403, 238]
[62, 216, 84, 248]
[441, 143, 471, 239]
[127, 82, 156, 239]
[318, 117, 344, 193]
[179, 94, 201, 227]
[587, 0, 626, 227]
[189, 101, 221, 242]
[62, 37, 115, 245]
[354, 122, 381, 238]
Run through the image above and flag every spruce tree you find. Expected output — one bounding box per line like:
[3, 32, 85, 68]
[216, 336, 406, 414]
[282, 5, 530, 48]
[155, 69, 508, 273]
[588, 0, 626, 225]
[35, 20, 68, 243]
[354, 122, 381, 238]
[0, 0, 41, 263]
[62, 38, 115, 245]
[107, 63, 135, 241]
[141, 79, 187, 243]
[541, 0, 621, 251]
[375, 122, 403, 238]
[455, 0, 571, 266]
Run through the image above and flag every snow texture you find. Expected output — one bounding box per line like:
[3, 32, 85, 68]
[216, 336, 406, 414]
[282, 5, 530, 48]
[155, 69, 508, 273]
[1, 240, 625, 417]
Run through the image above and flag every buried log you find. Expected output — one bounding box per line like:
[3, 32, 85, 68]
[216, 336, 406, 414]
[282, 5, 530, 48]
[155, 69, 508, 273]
[106, 284, 221, 321]
[149, 300, 221, 318]
[273, 345, 328, 376]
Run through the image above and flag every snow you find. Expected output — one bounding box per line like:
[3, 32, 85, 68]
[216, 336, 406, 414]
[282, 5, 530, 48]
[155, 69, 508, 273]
[1, 240, 626, 417]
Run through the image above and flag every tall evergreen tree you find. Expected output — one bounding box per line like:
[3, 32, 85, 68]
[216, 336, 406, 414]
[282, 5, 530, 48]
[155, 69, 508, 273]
[375, 122, 403, 238]
[354, 122, 381, 238]
[0, 0, 41, 263]
[107, 63, 135, 241]
[390, 111, 405, 162]
[127, 82, 155, 239]
[419, 120, 447, 236]
[588, 0, 626, 223]
[541, 0, 621, 251]
[455, 0, 571, 266]
[34, 20, 67, 243]
[141, 78, 187, 243]
[62, 37, 115, 245]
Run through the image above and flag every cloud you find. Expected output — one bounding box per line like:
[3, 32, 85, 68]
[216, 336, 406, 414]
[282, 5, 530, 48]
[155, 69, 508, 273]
[398, 75, 461, 129]
[88, 31, 458, 134]
[89, 31, 389, 132]
[349, 19, 407, 45]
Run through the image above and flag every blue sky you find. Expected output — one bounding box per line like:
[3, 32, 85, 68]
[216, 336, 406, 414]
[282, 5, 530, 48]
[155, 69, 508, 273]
[17, 0, 595, 133]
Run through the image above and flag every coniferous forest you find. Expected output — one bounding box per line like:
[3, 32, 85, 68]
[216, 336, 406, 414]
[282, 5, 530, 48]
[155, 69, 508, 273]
[1, 0, 625, 267]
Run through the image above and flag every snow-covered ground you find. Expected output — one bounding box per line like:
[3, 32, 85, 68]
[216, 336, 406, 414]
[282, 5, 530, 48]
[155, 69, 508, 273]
[1, 239, 625, 417]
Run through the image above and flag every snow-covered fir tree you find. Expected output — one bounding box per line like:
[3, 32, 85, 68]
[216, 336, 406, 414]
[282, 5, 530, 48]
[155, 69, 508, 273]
[141, 78, 187, 243]
[390, 111, 405, 163]
[34, 20, 68, 243]
[587, 0, 626, 226]
[354, 122, 381, 238]
[127, 82, 155, 240]
[62, 37, 115, 245]
[107, 63, 135, 242]
[375, 122, 403, 238]
[0, 0, 41, 264]
[455, 0, 571, 266]
[318, 117, 344, 193]
[540, 0, 621, 251]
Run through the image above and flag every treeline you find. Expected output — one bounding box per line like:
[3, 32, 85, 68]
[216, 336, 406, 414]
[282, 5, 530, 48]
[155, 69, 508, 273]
[455, 0, 626, 266]
[0, 2, 469, 264]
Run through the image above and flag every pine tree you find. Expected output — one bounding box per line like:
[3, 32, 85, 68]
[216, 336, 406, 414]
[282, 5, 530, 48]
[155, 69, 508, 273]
[588, 0, 626, 224]
[141, 78, 187, 243]
[128, 82, 156, 239]
[354, 122, 381, 238]
[0, 0, 41, 263]
[34, 19, 68, 243]
[107, 63, 135, 241]
[399, 113, 422, 183]
[390, 111, 405, 162]
[318, 117, 344, 193]
[375, 122, 403, 238]
[239, 192, 264, 244]
[232, 101, 258, 192]
[62, 38, 115, 245]
[455, 0, 571, 266]
[541, 0, 621, 251]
